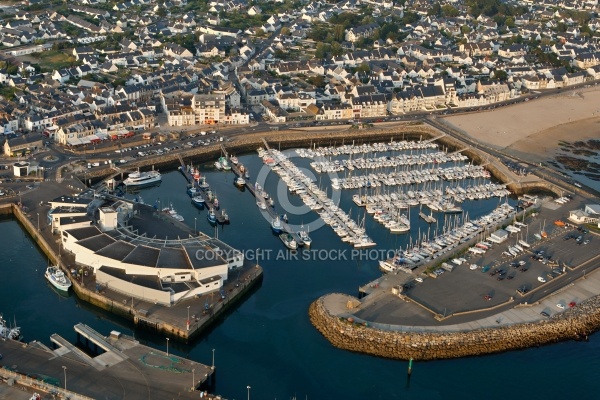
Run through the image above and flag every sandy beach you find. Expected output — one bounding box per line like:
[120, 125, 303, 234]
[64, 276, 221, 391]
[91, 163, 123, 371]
[442, 86, 600, 163]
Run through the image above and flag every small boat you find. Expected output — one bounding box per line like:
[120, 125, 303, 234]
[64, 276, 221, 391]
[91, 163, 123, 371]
[245, 170, 250, 179]
[279, 232, 298, 250]
[257, 200, 267, 210]
[45, 266, 72, 292]
[271, 216, 283, 233]
[192, 196, 205, 208]
[187, 186, 199, 197]
[213, 197, 219, 209]
[235, 176, 246, 187]
[207, 208, 217, 224]
[0, 314, 22, 341]
[269, 197, 275, 207]
[219, 156, 231, 171]
[281, 213, 288, 223]
[163, 205, 184, 222]
[198, 176, 210, 189]
[297, 227, 312, 247]
[214, 160, 223, 170]
[221, 209, 230, 224]
[230, 156, 239, 165]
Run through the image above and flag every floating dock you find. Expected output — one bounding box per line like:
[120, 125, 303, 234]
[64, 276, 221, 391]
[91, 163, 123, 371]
[227, 144, 297, 237]
[177, 155, 226, 224]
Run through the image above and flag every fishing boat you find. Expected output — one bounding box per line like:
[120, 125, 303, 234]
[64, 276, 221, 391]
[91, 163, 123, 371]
[221, 209, 230, 224]
[45, 265, 72, 292]
[219, 156, 231, 171]
[207, 208, 217, 225]
[163, 205, 184, 222]
[191, 195, 205, 208]
[198, 176, 210, 189]
[279, 232, 298, 250]
[297, 227, 312, 247]
[187, 186, 199, 197]
[271, 216, 283, 233]
[235, 176, 246, 187]
[123, 169, 162, 187]
[0, 314, 22, 341]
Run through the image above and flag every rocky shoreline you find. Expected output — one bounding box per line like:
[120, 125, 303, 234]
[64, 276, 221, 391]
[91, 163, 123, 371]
[309, 294, 599, 361]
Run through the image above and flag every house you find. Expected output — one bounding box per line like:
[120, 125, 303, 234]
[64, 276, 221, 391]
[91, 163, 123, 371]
[345, 23, 379, 42]
[568, 204, 600, 224]
[3, 134, 43, 156]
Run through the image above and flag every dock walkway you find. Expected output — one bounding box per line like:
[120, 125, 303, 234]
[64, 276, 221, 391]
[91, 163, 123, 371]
[177, 155, 225, 223]
[228, 141, 295, 235]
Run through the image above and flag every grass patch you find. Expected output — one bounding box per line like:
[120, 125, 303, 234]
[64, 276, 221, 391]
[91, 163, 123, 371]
[31, 50, 78, 71]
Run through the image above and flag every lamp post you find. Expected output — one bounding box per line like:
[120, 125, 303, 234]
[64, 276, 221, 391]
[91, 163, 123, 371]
[62, 366, 67, 392]
[166, 338, 169, 356]
[187, 305, 190, 331]
[36, 212, 39, 231]
[192, 368, 195, 390]
[194, 217, 197, 234]
[247, 385, 251, 400]
[212, 348, 215, 368]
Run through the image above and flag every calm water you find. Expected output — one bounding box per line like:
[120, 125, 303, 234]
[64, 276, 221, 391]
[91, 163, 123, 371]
[3, 150, 600, 400]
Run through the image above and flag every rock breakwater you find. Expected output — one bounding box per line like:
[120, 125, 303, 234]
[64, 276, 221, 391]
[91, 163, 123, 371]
[309, 293, 600, 360]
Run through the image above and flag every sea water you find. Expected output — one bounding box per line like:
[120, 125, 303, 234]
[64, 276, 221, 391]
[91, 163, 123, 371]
[3, 150, 600, 400]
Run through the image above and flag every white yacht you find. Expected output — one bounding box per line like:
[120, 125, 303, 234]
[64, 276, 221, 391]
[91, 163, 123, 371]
[123, 170, 162, 187]
[45, 266, 72, 292]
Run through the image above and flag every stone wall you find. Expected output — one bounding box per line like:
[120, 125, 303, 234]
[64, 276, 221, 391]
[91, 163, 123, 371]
[309, 294, 600, 360]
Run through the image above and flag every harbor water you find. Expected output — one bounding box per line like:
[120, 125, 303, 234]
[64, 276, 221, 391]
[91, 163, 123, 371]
[3, 148, 600, 400]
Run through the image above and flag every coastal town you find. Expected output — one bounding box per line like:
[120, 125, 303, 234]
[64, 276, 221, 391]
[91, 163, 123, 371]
[0, 0, 600, 398]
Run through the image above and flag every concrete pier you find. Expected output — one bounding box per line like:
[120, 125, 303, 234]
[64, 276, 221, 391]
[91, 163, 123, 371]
[0, 325, 219, 399]
[5, 201, 263, 343]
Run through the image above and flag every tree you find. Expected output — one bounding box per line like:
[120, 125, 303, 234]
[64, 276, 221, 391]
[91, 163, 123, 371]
[461, 25, 471, 34]
[314, 42, 330, 59]
[307, 75, 325, 88]
[493, 70, 508, 81]
[428, 3, 441, 16]
[441, 5, 459, 17]
[156, 6, 167, 17]
[280, 27, 290, 36]
[333, 24, 345, 42]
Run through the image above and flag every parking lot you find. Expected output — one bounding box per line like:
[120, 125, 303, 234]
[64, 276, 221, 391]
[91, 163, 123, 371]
[398, 196, 599, 317]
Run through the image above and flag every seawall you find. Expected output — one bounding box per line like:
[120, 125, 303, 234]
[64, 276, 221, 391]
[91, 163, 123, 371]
[81, 124, 563, 196]
[309, 293, 600, 361]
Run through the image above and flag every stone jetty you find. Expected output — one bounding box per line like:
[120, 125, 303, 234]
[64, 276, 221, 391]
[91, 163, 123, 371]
[309, 293, 600, 361]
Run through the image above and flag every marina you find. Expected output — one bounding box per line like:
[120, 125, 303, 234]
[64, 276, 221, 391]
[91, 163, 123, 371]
[3, 123, 600, 399]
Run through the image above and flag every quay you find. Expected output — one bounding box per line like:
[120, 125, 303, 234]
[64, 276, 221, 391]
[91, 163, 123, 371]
[0, 324, 218, 400]
[1, 196, 263, 344]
